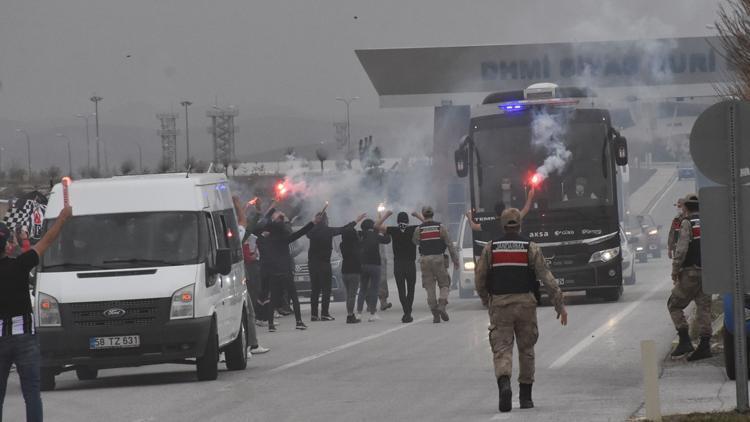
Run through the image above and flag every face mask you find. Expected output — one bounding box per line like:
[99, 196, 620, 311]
[398, 222, 408, 231]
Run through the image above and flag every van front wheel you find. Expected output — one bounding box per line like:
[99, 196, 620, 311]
[225, 309, 249, 371]
[197, 318, 219, 381]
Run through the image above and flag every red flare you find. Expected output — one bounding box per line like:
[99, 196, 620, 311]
[530, 173, 543, 187]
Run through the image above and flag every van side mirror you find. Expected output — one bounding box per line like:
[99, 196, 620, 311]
[614, 135, 628, 166]
[454, 136, 471, 178]
[214, 248, 232, 276]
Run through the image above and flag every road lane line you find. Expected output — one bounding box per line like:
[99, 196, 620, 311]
[548, 279, 670, 369]
[645, 174, 678, 215]
[268, 315, 434, 373]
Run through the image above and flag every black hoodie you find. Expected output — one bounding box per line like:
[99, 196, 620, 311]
[254, 208, 314, 275]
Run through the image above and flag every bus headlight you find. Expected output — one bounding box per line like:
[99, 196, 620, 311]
[589, 247, 620, 263]
[170, 284, 195, 320]
[38, 292, 62, 327]
[463, 260, 475, 271]
[648, 229, 658, 236]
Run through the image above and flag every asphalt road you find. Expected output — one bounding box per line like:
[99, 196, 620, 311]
[3, 177, 698, 422]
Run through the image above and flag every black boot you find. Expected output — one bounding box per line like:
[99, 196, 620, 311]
[519, 383, 534, 409]
[671, 328, 694, 358]
[438, 299, 449, 322]
[432, 309, 441, 324]
[687, 336, 712, 361]
[497, 376, 512, 413]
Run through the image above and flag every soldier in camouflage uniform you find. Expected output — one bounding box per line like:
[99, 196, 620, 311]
[667, 197, 685, 259]
[668, 193, 711, 361]
[412, 206, 459, 323]
[475, 208, 568, 413]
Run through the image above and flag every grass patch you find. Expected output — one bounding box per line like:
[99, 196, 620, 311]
[657, 411, 750, 421]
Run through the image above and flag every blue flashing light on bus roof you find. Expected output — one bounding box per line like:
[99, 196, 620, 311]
[500, 103, 526, 112]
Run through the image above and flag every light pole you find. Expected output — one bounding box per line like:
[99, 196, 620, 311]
[76, 113, 92, 170]
[15, 129, 31, 180]
[90, 95, 102, 172]
[336, 96, 359, 157]
[135, 143, 143, 173]
[56, 134, 73, 176]
[181, 101, 192, 169]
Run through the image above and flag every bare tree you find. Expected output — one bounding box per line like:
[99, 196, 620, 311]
[120, 159, 135, 175]
[315, 148, 328, 172]
[716, 0, 750, 99]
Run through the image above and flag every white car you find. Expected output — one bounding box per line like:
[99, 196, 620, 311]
[455, 215, 478, 298]
[36, 174, 250, 390]
[620, 225, 636, 285]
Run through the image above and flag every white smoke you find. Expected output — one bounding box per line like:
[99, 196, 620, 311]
[531, 110, 572, 180]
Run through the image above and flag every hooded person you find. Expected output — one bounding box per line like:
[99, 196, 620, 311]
[306, 210, 365, 321]
[375, 211, 420, 323]
[356, 218, 391, 321]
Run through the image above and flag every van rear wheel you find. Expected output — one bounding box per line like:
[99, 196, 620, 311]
[76, 367, 98, 381]
[225, 309, 249, 371]
[197, 319, 219, 381]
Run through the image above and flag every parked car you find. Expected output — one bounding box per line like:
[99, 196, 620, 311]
[620, 225, 636, 285]
[723, 293, 750, 380]
[290, 233, 347, 302]
[454, 215, 477, 299]
[677, 161, 696, 180]
[625, 214, 663, 260]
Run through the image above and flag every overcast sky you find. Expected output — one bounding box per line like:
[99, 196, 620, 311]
[0, 0, 723, 166]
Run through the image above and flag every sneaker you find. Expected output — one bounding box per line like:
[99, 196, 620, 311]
[380, 302, 393, 311]
[268, 324, 277, 332]
[296, 321, 308, 330]
[277, 308, 292, 316]
[368, 314, 380, 322]
[274, 311, 283, 319]
[346, 315, 361, 324]
[321, 315, 335, 321]
[250, 345, 270, 354]
[311, 315, 320, 322]
[402, 314, 413, 323]
[255, 320, 268, 328]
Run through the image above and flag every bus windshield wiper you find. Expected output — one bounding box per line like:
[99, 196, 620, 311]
[102, 258, 180, 266]
[42, 262, 106, 271]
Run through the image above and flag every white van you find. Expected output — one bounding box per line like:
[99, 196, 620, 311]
[35, 173, 249, 390]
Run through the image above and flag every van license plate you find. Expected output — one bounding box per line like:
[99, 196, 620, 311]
[89, 335, 140, 349]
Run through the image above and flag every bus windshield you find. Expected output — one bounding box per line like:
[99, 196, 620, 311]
[41, 211, 201, 272]
[471, 108, 614, 214]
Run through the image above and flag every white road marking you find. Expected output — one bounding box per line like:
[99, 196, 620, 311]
[549, 279, 669, 369]
[646, 175, 679, 215]
[268, 315, 434, 373]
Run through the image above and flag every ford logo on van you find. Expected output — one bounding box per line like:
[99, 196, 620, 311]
[103, 308, 126, 318]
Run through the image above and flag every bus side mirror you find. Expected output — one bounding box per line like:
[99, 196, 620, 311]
[455, 136, 471, 178]
[614, 135, 628, 166]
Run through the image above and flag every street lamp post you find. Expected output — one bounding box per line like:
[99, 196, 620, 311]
[76, 113, 92, 170]
[336, 96, 359, 157]
[181, 101, 192, 169]
[90, 95, 103, 172]
[15, 129, 31, 180]
[135, 143, 143, 173]
[56, 134, 73, 176]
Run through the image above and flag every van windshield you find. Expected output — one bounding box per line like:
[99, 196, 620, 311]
[41, 211, 200, 272]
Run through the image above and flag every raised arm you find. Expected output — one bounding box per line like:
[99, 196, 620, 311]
[33, 206, 72, 257]
[465, 210, 482, 231]
[411, 211, 425, 223]
[375, 211, 392, 232]
[232, 195, 248, 229]
[520, 188, 536, 219]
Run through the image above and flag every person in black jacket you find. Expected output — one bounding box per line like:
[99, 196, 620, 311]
[340, 226, 363, 323]
[376, 211, 421, 323]
[356, 219, 391, 321]
[306, 211, 365, 321]
[255, 207, 321, 331]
